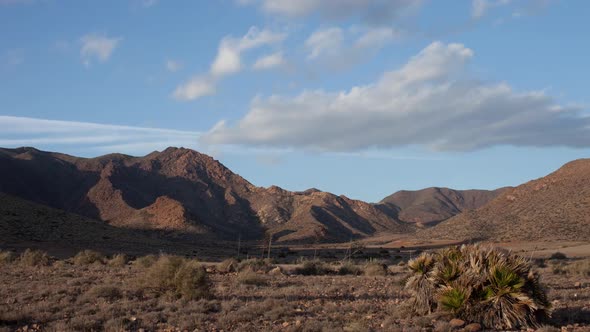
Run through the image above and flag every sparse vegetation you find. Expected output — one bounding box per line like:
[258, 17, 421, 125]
[108, 253, 128, 267]
[134, 254, 157, 268]
[1, 246, 588, 331]
[364, 261, 388, 276]
[0, 250, 16, 266]
[73, 249, 104, 265]
[404, 245, 551, 330]
[550, 252, 568, 260]
[19, 249, 50, 267]
[142, 255, 209, 300]
[337, 261, 362, 275]
[295, 259, 332, 275]
[84, 285, 123, 302]
[218, 258, 238, 273]
[236, 269, 268, 286]
[237, 258, 273, 272]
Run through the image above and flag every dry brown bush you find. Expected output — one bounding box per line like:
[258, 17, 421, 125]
[73, 250, 104, 266]
[19, 249, 50, 267]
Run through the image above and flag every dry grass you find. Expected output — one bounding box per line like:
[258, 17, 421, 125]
[0, 249, 588, 331]
[73, 249, 105, 265]
[19, 249, 50, 267]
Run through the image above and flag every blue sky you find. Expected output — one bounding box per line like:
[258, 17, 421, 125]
[1, 0, 589, 202]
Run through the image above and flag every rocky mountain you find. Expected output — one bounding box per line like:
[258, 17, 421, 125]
[420, 159, 590, 242]
[378, 187, 506, 225]
[0, 147, 413, 243]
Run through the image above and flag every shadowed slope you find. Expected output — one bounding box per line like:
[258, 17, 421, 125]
[421, 159, 590, 241]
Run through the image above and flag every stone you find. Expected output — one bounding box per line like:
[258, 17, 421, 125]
[449, 319, 465, 328]
[574, 281, 582, 288]
[464, 323, 481, 332]
[282, 322, 290, 327]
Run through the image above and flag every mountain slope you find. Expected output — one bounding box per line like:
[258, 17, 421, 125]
[0, 147, 413, 243]
[379, 187, 506, 225]
[0, 193, 223, 257]
[420, 159, 590, 242]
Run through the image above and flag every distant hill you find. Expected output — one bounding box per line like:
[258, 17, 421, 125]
[420, 159, 590, 242]
[0, 147, 413, 243]
[378, 187, 507, 225]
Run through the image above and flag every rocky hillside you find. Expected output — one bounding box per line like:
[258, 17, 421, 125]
[420, 159, 590, 242]
[379, 187, 506, 225]
[0, 147, 413, 243]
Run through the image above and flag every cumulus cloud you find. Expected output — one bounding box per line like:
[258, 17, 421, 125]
[0, 116, 201, 154]
[174, 27, 286, 101]
[202, 42, 589, 152]
[80, 33, 122, 66]
[304, 26, 399, 68]
[253, 52, 285, 70]
[247, 0, 421, 24]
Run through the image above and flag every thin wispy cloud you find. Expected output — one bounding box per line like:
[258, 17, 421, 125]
[80, 33, 122, 66]
[0, 116, 201, 155]
[203, 42, 589, 152]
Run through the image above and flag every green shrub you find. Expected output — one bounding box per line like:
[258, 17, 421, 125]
[134, 254, 157, 268]
[337, 261, 362, 275]
[0, 250, 16, 266]
[73, 250, 104, 265]
[19, 249, 50, 267]
[143, 255, 210, 300]
[404, 245, 550, 330]
[294, 260, 332, 275]
[108, 254, 128, 267]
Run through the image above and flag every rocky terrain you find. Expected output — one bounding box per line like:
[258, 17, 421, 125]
[421, 159, 590, 242]
[0, 147, 412, 244]
[378, 187, 506, 226]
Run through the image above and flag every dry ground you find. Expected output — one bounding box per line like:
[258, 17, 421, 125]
[1, 251, 589, 332]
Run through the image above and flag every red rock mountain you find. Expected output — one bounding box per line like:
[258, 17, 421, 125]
[0, 147, 413, 243]
[420, 159, 590, 242]
[379, 187, 506, 226]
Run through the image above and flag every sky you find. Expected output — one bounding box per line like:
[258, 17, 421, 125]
[1, 0, 589, 202]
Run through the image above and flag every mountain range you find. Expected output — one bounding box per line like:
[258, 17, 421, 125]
[1, 146, 588, 247]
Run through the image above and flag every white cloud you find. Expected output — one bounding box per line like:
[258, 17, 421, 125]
[304, 26, 399, 69]
[165, 59, 182, 72]
[305, 27, 344, 59]
[0, 115, 201, 155]
[202, 42, 588, 152]
[211, 27, 286, 76]
[80, 33, 122, 65]
[472, 0, 511, 19]
[174, 27, 286, 101]
[173, 76, 216, 100]
[253, 52, 285, 70]
[253, 0, 422, 24]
